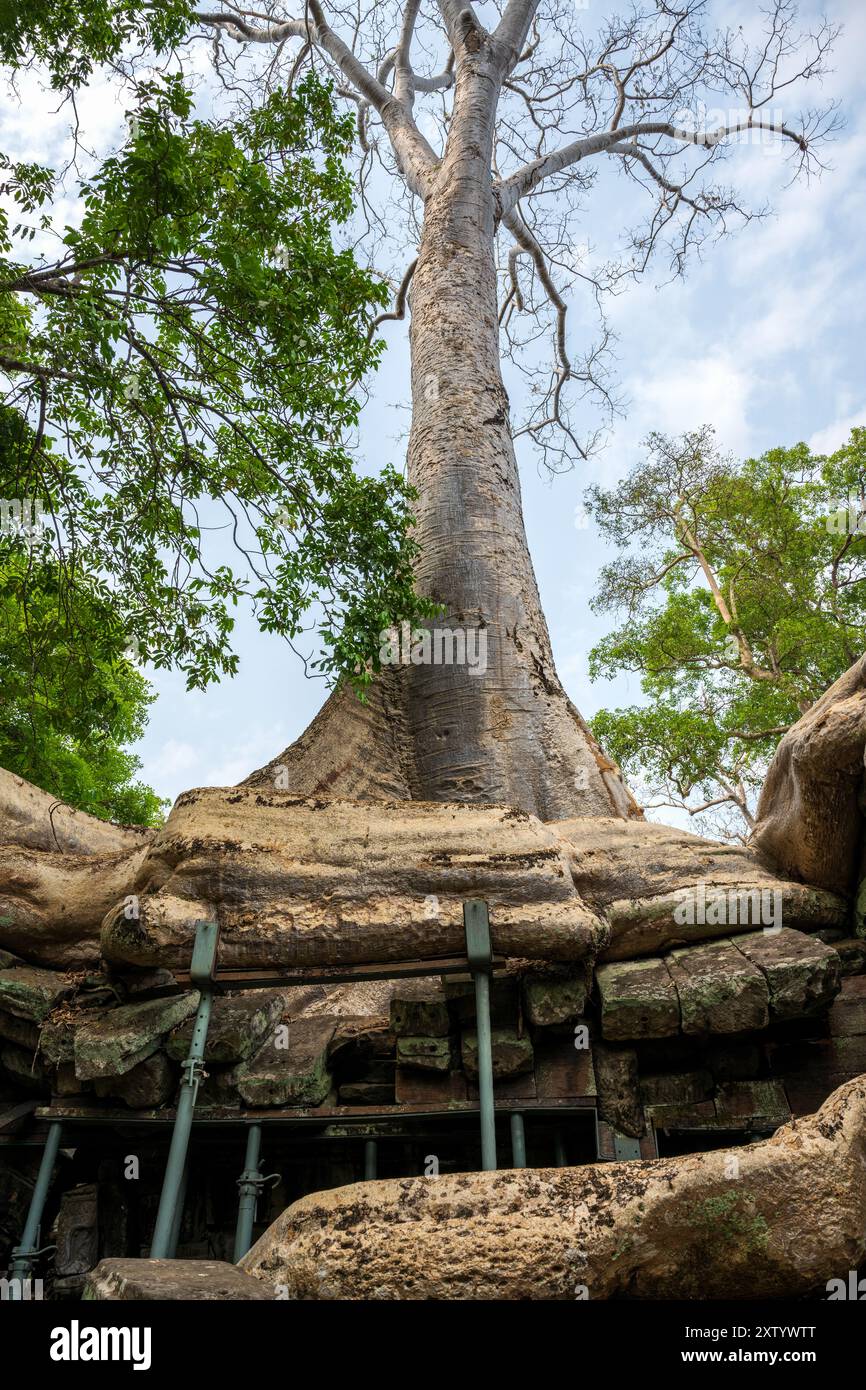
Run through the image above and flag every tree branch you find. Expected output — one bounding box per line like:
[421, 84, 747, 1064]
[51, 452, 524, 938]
[497, 116, 809, 216]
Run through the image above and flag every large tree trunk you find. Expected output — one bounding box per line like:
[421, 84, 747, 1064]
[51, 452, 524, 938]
[245, 53, 638, 823]
[242, 1076, 866, 1300]
[751, 652, 866, 894]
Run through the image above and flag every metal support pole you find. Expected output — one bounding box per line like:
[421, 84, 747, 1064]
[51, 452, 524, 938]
[464, 900, 497, 1172]
[8, 1121, 62, 1295]
[510, 1112, 526, 1168]
[554, 1129, 568, 1168]
[364, 1139, 378, 1181]
[166, 1158, 188, 1258]
[233, 1122, 263, 1263]
[151, 920, 219, 1259]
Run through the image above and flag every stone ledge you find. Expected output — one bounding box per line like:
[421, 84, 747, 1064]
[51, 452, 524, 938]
[84, 1258, 273, 1301]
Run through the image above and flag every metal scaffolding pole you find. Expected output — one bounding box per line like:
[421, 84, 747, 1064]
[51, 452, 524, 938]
[364, 1139, 378, 1180]
[464, 900, 497, 1171]
[151, 920, 219, 1259]
[166, 1158, 189, 1258]
[8, 1120, 62, 1296]
[510, 1111, 526, 1168]
[233, 1122, 263, 1263]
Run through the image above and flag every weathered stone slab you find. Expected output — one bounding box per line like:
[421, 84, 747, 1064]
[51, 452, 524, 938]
[338, 1081, 394, 1105]
[40, 1016, 79, 1068]
[390, 980, 450, 1038]
[85, 1258, 273, 1300]
[640, 1070, 714, 1108]
[644, 1098, 719, 1129]
[733, 929, 840, 1019]
[0, 1011, 39, 1049]
[94, 1052, 176, 1108]
[231, 1018, 335, 1106]
[828, 975, 866, 1037]
[596, 957, 679, 1041]
[53, 1061, 90, 1097]
[522, 970, 587, 1027]
[832, 937, 866, 976]
[461, 1028, 533, 1080]
[394, 1067, 468, 1105]
[0, 966, 71, 1022]
[395, 1036, 451, 1073]
[166, 990, 285, 1064]
[52, 1184, 99, 1295]
[594, 1044, 643, 1137]
[1, 1041, 49, 1089]
[669, 940, 768, 1036]
[534, 1036, 596, 1100]
[714, 1080, 790, 1130]
[74, 992, 199, 1080]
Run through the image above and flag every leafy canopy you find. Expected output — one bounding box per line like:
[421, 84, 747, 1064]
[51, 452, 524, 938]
[587, 427, 866, 840]
[1, 25, 433, 693]
[0, 539, 167, 825]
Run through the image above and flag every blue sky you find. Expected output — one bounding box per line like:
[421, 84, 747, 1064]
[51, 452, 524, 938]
[5, 0, 865, 817]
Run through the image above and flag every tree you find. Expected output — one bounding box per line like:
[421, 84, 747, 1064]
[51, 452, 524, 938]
[0, 36, 431, 693]
[586, 427, 866, 841]
[1, 1, 843, 824]
[173, 0, 834, 820]
[0, 545, 167, 824]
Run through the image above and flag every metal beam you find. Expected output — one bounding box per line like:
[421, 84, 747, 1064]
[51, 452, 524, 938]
[464, 901, 497, 1171]
[172, 953, 506, 995]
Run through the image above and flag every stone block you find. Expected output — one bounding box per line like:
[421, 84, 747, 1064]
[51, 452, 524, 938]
[230, 1018, 334, 1107]
[396, 1036, 451, 1073]
[75, 993, 199, 1080]
[84, 1258, 272, 1300]
[733, 929, 840, 1019]
[670, 940, 768, 1036]
[461, 1028, 533, 1080]
[597, 957, 680, 1040]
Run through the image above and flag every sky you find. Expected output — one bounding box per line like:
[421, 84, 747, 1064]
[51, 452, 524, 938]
[4, 0, 865, 819]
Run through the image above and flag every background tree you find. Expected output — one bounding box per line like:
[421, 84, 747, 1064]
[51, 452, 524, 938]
[2, 0, 842, 822]
[1, 42, 431, 695]
[0, 543, 167, 824]
[587, 426, 866, 840]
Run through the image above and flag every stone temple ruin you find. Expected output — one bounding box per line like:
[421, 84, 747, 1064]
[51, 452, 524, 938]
[2, 659, 866, 1299]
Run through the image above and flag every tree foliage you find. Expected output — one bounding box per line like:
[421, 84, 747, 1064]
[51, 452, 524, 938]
[587, 427, 866, 840]
[1, 16, 432, 694]
[0, 541, 167, 824]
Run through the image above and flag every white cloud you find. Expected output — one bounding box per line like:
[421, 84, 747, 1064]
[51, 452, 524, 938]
[809, 410, 866, 455]
[627, 353, 755, 455]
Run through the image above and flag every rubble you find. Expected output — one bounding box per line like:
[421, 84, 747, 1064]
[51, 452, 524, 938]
[74, 993, 199, 1080]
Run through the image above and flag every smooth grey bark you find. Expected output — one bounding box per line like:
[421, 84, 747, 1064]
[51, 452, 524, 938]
[247, 27, 638, 822]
